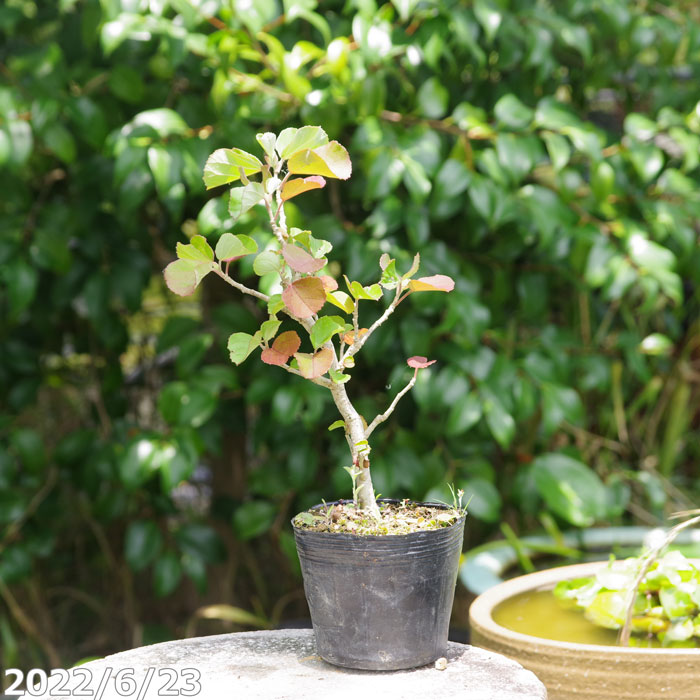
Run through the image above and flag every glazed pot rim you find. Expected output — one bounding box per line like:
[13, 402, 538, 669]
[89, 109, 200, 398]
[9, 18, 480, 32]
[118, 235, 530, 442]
[291, 498, 466, 538]
[469, 560, 700, 656]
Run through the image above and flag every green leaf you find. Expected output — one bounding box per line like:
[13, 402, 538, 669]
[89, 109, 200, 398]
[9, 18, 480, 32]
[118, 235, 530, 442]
[176, 524, 224, 563]
[346, 276, 383, 300]
[287, 141, 352, 180]
[591, 161, 615, 201]
[5, 260, 38, 320]
[128, 108, 189, 137]
[543, 132, 570, 171]
[256, 132, 277, 159]
[629, 144, 664, 183]
[531, 453, 607, 527]
[215, 233, 258, 261]
[277, 125, 328, 158]
[232, 501, 277, 540]
[480, 388, 515, 448]
[310, 316, 347, 349]
[260, 319, 282, 342]
[329, 369, 351, 383]
[227, 331, 263, 365]
[494, 94, 533, 129]
[44, 123, 76, 164]
[328, 419, 345, 431]
[153, 552, 182, 598]
[163, 259, 211, 296]
[203, 148, 263, 189]
[541, 383, 584, 435]
[417, 78, 449, 119]
[267, 294, 285, 314]
[462, 478, 502, 523]
[446, 392, 482, 436]
[254, 251, 282, 276]
[228, 182, 265, 220]
[474, 0, 502, 42]
[326, 290, 354, 313]
[177, 235, 214, 262]
[124, 520, 162, 572]
[282, 277, 326, 317]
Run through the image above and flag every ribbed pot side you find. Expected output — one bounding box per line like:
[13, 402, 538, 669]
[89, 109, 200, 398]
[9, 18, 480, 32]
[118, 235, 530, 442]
[293, 506, 465, 671]
[469, 561, 700, 700]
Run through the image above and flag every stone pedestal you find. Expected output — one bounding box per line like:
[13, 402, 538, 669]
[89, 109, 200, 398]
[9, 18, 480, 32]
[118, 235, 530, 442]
[37, 629, 546, 700]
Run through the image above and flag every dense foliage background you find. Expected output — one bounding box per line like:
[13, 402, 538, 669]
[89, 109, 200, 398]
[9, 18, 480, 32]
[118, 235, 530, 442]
[2, 0, 700, 671]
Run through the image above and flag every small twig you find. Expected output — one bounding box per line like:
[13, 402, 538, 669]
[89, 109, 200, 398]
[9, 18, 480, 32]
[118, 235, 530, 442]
[0, 467, 58, 554]
[0, 577, 62, 667]
[366, 369, 418, 437]
[342, 284, 404, 363]
[212, 265, 270, 302]
[619, 514, 700, 646]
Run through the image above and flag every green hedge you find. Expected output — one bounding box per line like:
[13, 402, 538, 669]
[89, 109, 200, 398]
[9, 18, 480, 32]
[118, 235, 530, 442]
[1, 0, 699, 669]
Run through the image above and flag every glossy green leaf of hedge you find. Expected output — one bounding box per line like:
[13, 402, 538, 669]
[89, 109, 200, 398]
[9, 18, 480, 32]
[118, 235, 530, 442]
[153, 552, 182, 598]
[232, 501, 277, 540]
[531, 453, 607, 527]
[125, 520, 162, 572]
[494, 94, 534, 129]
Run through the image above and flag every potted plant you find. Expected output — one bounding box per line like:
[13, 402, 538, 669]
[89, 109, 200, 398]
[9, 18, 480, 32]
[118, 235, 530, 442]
[469, 515, 700, 699]
[163, 126, 467, 670]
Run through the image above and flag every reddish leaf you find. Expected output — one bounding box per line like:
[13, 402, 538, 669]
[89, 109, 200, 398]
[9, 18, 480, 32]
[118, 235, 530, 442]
[287, 141, 352, 180]
[343, 328, 368, 345]
[407, 356, 437, 369]
[281, 176, 326, 201]
[282, 244, 326, 274]
[282, 277, 326, 318]
[320, 275, 338, 292]
[261, 331, 301, 366]
[295, 347, 334, 379]
[408, 274, 455, 292]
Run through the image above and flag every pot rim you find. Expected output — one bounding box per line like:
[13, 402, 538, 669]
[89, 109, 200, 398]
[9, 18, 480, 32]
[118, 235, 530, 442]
[291, 498, 466, 538]
[469, 560, 700, 656]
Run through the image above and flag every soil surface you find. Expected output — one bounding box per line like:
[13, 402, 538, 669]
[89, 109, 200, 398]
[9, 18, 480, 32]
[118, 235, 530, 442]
[292, 500, 464, 535]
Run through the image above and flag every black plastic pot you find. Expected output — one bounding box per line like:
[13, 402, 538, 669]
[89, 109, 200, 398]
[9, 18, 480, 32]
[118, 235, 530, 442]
[292, 500, 466, 671]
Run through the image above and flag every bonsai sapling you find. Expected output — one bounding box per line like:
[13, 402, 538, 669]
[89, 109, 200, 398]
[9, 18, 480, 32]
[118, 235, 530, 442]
[164, 127, 460, 532]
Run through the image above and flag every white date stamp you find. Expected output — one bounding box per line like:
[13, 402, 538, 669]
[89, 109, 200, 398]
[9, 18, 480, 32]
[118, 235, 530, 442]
[3, 667, 201, 698]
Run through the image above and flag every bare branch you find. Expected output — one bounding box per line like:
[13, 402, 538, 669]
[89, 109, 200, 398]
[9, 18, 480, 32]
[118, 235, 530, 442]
[366, 370, 418, 437]
[212, 265, 270, 302]
[342, 283, 403, 364]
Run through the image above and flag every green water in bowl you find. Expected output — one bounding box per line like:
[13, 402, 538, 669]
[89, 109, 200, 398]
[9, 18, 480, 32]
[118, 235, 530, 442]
[492, 588, 661, 647]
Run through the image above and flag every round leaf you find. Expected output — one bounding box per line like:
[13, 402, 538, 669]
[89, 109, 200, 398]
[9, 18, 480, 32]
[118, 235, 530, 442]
[532, 453, 608, 527]
[282, 277, 326, 317]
